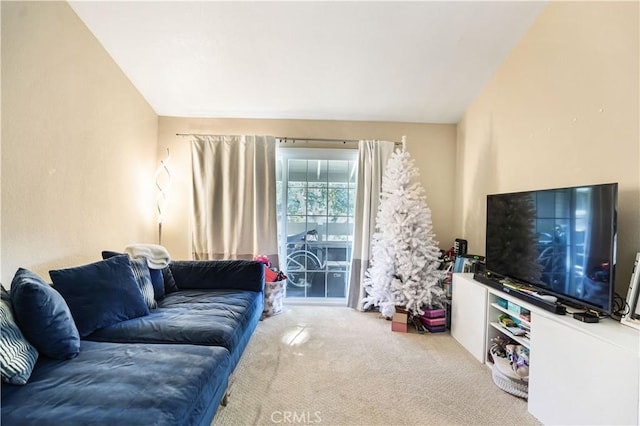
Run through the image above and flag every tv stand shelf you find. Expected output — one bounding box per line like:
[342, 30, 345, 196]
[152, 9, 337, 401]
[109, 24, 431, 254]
[488, 321, 530, 349]
[489, 302, 531, 328]
[451, 273, 639, 425]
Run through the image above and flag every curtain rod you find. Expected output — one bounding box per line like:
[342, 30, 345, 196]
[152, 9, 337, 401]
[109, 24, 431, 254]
[278, 137, 357, 144]
[176, 133, 401, 146]
[279, 137, 402, 146]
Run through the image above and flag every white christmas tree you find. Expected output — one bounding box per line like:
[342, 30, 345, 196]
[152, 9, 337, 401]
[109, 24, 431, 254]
[361, 138, 446, 318]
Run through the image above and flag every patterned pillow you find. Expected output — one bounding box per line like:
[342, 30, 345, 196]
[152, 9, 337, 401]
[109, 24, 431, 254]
[1, 289, 39, 385]
[130, 258, 157, 309]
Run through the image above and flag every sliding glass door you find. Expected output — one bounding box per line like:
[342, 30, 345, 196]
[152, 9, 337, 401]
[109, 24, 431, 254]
[277, 148, 358, 302]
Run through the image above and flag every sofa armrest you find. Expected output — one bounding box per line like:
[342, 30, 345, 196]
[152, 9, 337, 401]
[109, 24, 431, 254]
[169, 260, 265, 292]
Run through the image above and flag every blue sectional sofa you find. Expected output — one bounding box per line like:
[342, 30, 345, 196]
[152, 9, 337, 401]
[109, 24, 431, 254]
[88, 260, 265, 370]
[1, 257, 264, 426]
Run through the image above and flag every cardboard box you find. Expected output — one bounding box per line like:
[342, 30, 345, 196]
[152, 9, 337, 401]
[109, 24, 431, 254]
[391, 312, 408, 332]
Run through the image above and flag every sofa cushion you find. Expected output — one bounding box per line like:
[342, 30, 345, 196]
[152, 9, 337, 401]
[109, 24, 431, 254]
[129, 258, 157, 310]
[1, 341, 231, 426]
[0, 288, 39, 385]
[87, 289, 263, 369]
[102, 250, 165, 301]
[50, 256, 149, 338]
[169, 260, 264, 292]
[10, 268, 80, 360]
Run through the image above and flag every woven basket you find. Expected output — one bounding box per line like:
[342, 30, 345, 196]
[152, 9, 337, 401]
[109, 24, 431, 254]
[489, 346, 528, 399]
[491, 364, 528, 399]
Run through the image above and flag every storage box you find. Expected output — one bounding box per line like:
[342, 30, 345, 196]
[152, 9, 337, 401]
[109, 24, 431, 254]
[391, 312, 408, 332]
[263, 280, 286, 317]
[421, 316, 446, 327]
[425, 324, 446, 333]
[507, 301, 523, 316]
[422, 308, 445, 319]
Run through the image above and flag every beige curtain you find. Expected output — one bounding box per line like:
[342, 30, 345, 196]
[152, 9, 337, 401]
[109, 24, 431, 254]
[347, 140, 395, 309]
[191, 135, 279, 266]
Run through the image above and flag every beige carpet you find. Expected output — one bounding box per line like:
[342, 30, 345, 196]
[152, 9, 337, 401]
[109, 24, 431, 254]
[212, 305, 541, 426]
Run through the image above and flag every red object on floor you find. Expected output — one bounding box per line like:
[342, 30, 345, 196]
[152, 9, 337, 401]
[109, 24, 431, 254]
[264, 268, 279, 282]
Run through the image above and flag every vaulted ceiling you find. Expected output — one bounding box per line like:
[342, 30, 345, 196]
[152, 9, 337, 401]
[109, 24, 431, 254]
[69, 1, 546, 124]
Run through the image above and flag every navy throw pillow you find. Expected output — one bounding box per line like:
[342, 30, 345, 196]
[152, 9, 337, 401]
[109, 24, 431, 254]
[102, 251, 165, 301]
[50, 256, 149, 338]
[148, 268, 165, 300]
[10, 268, 80, 360]
[100, 250, 123, 259]
[162, 265, 179, 294]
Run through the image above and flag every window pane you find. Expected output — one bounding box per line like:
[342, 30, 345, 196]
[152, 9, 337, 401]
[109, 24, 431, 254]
[327, 222, 353, 241]
[307, 216, 327, 240]
[348, 188, 356, 216]
[328, 187, 349, 216]
[287, 187, 306, 216]
[328, 160, 349, 183]
[327, 272, 347, 297]
[288, 160, 307, 183]
[307, 160, 328, 184]
[307, 272, 326, 297]
[307, 188, 327, 215]
[348, 161, 357, 184]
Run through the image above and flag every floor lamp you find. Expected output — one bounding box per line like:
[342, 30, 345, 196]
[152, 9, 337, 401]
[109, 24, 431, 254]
[155, 148, 171, 245]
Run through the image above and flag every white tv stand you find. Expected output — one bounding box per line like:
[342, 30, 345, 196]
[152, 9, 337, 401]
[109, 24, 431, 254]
[451, 273, 639, 425]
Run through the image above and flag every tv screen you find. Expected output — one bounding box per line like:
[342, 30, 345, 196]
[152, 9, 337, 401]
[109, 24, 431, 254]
[485, 183, 618, 314]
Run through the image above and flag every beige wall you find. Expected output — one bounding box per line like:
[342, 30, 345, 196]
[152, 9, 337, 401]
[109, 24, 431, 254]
[456, 1, 639, 294]
[1, 1, 158, 285]
[3, 1, 635, 295]
[157, 117, 457, 259]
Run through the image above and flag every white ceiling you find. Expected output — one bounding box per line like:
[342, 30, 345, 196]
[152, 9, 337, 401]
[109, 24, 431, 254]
[69, 1, 546, 124]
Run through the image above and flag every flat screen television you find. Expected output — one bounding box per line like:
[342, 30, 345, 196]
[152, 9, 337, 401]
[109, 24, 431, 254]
[485, 183, 618, 315]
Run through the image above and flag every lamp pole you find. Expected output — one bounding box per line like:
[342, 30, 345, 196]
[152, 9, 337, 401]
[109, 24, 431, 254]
[155, 148, 171, 245]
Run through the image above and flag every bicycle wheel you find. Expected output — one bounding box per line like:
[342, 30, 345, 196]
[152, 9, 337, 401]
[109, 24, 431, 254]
[286, 251, 322, 288]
